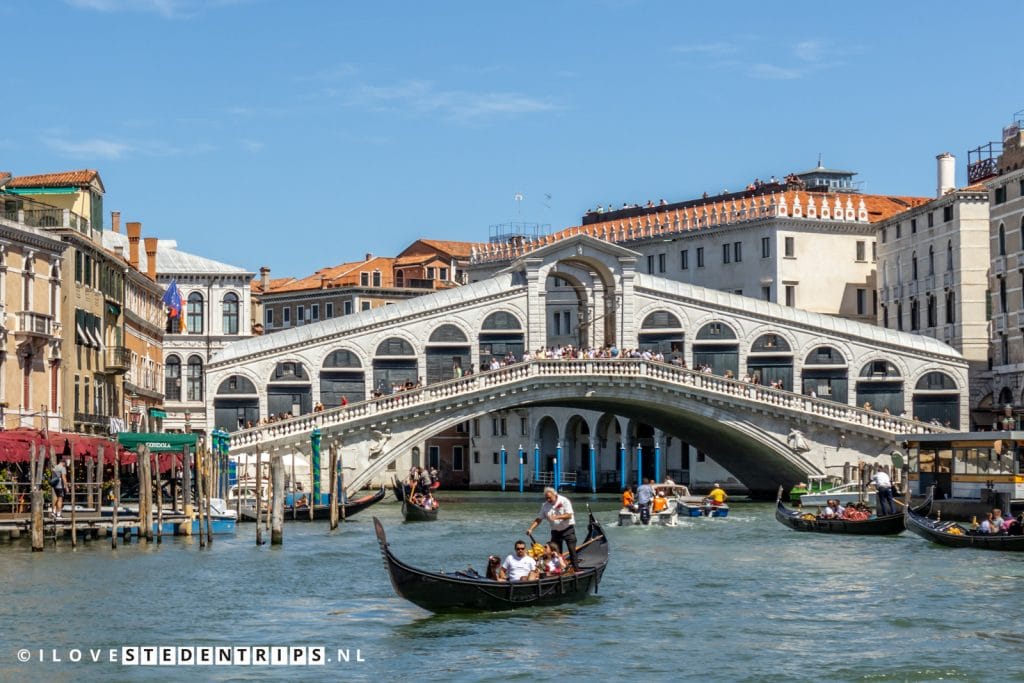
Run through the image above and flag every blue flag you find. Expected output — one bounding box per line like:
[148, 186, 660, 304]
[162, 280, 182, 319]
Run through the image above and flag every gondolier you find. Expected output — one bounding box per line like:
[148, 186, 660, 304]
[527, 487, 578, 570]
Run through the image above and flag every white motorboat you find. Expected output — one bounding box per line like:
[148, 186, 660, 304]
[618, 504, 678, 526]
[800, 482, 876, 507]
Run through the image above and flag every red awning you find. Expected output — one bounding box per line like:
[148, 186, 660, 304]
[0, 429, 133, 464]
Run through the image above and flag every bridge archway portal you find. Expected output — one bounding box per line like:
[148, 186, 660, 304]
[541, 253, 621, 352]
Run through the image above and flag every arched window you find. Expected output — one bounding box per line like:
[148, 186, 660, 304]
[428, 324, 468, 343]
[641, 311, 682, 329]
[999, 223, 1006, 256]
[222, 292, 239, 335]
[896, 255, 903, 284]
[911, 251, 918, 280]
[165, 355, 181, 401]
[1000, 278, 1008, 314]
[187, 292, 204, 334]
[945, 290, 955, 324]
[927, 295, 937, 328]
[946, 240, 954, 271]
[186, 355, 204, 401]
[915, 372, 957, 391]
[928, 246, 934, 276]
[217, 375, 257, 394]
[859, 360, 901, 379]
[696, 322, 737, 340]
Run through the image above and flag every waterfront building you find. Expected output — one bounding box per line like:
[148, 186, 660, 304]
[5, 169, 127, 435]
[874, 154, 991, 425]
[106, 213, 165, 433]
[0, 181, 68, 430]
[104, 225, 253, 437]
[984, 112, 1024, 426]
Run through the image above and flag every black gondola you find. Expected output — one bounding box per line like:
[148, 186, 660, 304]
[905, 505, 1024, 551]
[775, 489, 931, 535]
[401, 497, 439, 522]
[239, 485, 386, 522]
[392, 476, 439, 503]
[373, 510, 609, 612]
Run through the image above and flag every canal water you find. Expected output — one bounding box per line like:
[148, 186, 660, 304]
[2, 492, 1023, 682]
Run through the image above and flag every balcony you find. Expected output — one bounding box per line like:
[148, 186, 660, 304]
[879, 286, 889, 304]
[944, 324, 956, 341]
[14, 311, 56, 341]
[893, 284, 903, 299]
[994, 255, 1007, 278]
[104, 346, 130, 374]
[907, 281, 919, 298]
[1014, 253, 1024, 271]
[924, 275, 935, 292]
[943, 271, 953, 289]
[2, 207, 90, 233]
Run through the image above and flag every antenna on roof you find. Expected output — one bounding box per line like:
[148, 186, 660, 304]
[817, 152, 823, 169]
[514, 192, 523, 216]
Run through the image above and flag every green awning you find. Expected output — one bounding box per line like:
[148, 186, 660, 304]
[149, 408, 167, 418]
[6, 187, 78, 195]
[117, 432, 196, 452]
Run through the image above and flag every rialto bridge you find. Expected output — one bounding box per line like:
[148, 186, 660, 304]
[207, 235, 966, 497]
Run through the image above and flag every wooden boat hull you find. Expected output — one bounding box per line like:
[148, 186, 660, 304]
[402, 499, 438, 521]
[905, 507, 1024, 551]
[392, 477, 440, 503]
[374, 512, 609, 612]
[775, 498, 930, 535]
[238, 486, 386, 522]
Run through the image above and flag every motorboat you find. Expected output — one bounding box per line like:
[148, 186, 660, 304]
[618, 483, 686, 526]
[799, 481, 876, 508]
[787, 475, 840, 504]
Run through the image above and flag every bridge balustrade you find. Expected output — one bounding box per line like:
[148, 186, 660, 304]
[225, 358, 951, 451]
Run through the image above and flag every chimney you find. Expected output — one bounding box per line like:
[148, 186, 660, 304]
[126, 221, 142, 270]
[937, 152, 956, 197]
[114, 246, 125, 260]
[320, 276, 327, 289]
[365, 253, 373, 261]
[143, 237, 158, 280]
[111, 211, 121, 233]
[260, 266, 270, 292]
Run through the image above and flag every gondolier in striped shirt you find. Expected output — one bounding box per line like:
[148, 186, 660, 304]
[527, 487, 578, 571]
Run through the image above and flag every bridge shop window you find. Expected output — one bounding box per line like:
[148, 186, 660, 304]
[214, 375, 258, 431]
[427, 324, 470, 383]
[373, 338, 417, 394]
[747, 333, 793, 390]
[321, 349, 364, 407]
[267, 361, 312, 416]
[479, 311, 524, 368]
[639, 311, 684, 359]
[802, 346, 848, 403]
[912, 371, 960, 427]
[693, 322, 738, 377]
[856, 360, 904, 415]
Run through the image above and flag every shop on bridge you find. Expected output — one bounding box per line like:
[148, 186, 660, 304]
[745, 333, 793, 391]
[320, 349, 365, 407]
[213, 375, 259, 431]
[692, 322, 738, 376]
[479, 311, 524, 367]
[855, 360, 904, 414]
[267, 361, 312, 416]
[637, 311, 684, 360]
[800, 345, 848, 403]
[373, 338, 418, 394]
[425, 324, 471, 382]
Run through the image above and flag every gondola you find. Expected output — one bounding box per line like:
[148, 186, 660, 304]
[239, 485, 386, 522]
[905, 505, 1024, 551]
[392, 476, 439, 503]
[373, 510, 609, 612]
[775, 488, 931, 535]
[401, 497, 439, 522]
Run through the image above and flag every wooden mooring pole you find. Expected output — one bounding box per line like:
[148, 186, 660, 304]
[205, 444, 213, 546]
[155, 450, 164, 544]
[30, 442, 44, 552]
[255, 448, 263, 546]
[140, 445, 153, 543]
[329, 443, 339, 530]
[271, 451, 284, 545]
[112, 446, 120, 549]
[69, 453, 77, 549]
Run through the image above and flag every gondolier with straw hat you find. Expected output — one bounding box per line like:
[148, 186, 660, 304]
[527, 487, 578, 571]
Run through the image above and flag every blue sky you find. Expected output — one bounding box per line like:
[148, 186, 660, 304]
[1, 0, 1021, 277]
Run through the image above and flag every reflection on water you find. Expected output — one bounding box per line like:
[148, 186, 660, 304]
[1, 493, 1022, 682]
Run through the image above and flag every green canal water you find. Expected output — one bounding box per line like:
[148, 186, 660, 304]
[2, 492, 1023, 682]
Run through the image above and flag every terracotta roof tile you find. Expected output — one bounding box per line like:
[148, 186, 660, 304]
[7, 169, 104, 192]
[262, 257, 397, 293]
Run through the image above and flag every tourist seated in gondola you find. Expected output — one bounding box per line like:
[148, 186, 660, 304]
[540, 542, 568, 576]
[421, 492, 438, 510]
[991, 508, 1006, 533]
[500, 540, 539, 581]
[486, 554, 505, 581]
[1008, 513, 1024, 536]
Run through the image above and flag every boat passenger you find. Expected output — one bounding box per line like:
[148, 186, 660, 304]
[421, 493, 438, 510]
[652, 494, 668, 513]
[621, 487, 635, 510]
[501, 540, 539, 581]
[991, 509, 1005, 533]
[486, 555, 505, 581]
[541, 542, 567, 576]
[707, 483, 727, 507]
